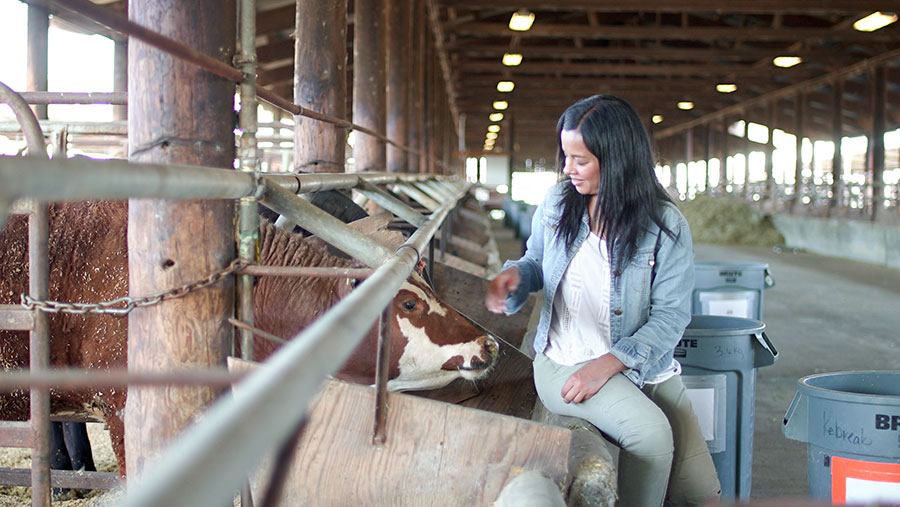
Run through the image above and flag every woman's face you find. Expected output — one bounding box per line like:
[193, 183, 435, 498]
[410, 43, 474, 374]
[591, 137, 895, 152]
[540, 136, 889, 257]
[561, 129, 600, 195]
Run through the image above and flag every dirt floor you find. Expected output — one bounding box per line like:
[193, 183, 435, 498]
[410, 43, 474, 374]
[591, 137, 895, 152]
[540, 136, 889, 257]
[0, 423, 121, 506]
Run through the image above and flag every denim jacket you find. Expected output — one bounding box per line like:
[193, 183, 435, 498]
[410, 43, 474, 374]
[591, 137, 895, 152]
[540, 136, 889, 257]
[503, 182, 695, 387]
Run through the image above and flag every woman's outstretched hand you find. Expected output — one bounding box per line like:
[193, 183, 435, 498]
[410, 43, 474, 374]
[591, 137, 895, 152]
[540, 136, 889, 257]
[561, 353, 627, 404]
[485, 267, 520, 314]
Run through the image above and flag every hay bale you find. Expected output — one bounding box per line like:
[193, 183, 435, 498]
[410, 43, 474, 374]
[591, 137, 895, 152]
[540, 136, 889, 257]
[678, 195, 784, 246]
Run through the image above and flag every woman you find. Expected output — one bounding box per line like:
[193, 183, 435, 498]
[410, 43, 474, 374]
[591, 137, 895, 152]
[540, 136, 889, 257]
[485, 95, 720, 507]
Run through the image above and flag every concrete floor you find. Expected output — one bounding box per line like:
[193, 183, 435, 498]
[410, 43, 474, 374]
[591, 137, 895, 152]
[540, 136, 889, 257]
[489, 217, 900, 501]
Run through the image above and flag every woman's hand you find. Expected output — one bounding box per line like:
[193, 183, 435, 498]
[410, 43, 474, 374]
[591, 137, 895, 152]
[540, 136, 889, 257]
[561, 353, 627, 404]
[485, 267, 520, 314]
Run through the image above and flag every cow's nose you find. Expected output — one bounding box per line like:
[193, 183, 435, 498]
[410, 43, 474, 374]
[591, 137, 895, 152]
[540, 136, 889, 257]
[477, 335, 499, 358]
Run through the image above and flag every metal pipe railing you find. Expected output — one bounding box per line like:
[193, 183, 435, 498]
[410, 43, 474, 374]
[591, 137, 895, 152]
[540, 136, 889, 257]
[122, 188, 465, 507]
[10, 91, 127, 105]
[259, 179, 396, 268]
[0, 120, 127, 135]
[236, 0, 260, 364]
[0, 156, 458, 228]
[356, 179, 427, 227]
[0, 79, 53, 506]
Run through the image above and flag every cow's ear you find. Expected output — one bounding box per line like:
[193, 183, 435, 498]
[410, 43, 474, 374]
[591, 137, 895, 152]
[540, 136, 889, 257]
[416, 258, 427, 276]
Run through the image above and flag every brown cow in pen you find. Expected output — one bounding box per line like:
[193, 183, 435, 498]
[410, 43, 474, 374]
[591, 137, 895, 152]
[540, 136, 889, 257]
[0, 199, 499, 476]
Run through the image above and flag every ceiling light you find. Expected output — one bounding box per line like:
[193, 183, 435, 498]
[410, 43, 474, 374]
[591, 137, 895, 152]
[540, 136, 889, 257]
[488, 124, 501, 133]
[485, 145, 494, 151]
[677, 101, 694, 110]
[509, 10, 535, 31]
[853, 11, 898, 32]
[502, 53, 523, 66]
[489, 112, 504, 122]
[651, 115, 664, 124]
[486, 132, 499, 140]
[716, 83, 737, 93]
[496, 81, 515, 92]
[773, 56, 802, 68]
[492, 100, 509, 110]
[485, 137, 496, 144]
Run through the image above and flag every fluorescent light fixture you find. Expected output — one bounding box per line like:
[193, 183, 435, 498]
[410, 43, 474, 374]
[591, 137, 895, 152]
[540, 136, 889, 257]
[496, 81, 515, 92]
[488, 124, 501, 133]
[853, 11, 898, 32]
[651, 115, 664, 124]
[486, 132, 499, 140]
[489, 112, 504, 122]
[485, 138, 496, 145]
[485, 145, 494, 151]
[773, 56, 802, 68]
[716, 83, 737, 93]
[502, 53, 523, 66]
[509, 10, 535, 31]
[677, 101, 694, 110]
[492, 100, 509, 110]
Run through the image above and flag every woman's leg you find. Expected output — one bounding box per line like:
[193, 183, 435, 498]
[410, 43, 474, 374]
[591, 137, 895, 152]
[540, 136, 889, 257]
[533, 354, 674, 507]
[643, 375, 721, 507]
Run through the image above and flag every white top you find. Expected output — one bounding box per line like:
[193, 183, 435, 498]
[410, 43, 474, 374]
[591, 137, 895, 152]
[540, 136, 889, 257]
[544, 232, 680, 384]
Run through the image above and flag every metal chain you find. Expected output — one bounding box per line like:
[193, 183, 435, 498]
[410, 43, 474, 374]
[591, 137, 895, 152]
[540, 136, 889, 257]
[21, 258, 251, 317]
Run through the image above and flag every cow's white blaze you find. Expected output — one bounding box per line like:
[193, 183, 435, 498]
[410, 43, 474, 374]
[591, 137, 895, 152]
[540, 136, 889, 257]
[400, 281, 447, 316]
[386, 316, 488, 391]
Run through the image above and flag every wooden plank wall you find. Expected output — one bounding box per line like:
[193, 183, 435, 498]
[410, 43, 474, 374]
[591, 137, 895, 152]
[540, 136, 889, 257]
[235, 373, 570, 506]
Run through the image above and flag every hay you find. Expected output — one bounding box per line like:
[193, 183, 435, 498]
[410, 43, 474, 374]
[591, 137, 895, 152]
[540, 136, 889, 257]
[678, 195, 785, 246]
[0, 423, 120, 506]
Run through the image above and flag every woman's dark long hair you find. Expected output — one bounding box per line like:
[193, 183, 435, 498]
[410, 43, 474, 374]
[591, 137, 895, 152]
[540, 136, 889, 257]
[555, 95, 677, 268]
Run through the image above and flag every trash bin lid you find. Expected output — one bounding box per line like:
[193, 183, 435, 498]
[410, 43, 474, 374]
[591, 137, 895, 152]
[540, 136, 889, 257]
[685, 315, 765, 336]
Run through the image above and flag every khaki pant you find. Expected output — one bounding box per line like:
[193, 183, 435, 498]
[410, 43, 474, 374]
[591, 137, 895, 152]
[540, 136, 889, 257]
[533, 354, 721, 507]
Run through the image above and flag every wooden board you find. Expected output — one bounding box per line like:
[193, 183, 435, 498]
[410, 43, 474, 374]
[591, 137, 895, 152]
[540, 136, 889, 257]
[231, 368, 571, 506]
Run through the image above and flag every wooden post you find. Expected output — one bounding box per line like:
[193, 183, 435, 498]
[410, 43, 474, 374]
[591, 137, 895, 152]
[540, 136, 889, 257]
[720, 116, 729, 193]
[791, 91, 805, 213]
[684, 128, 692, 195]
[113, 39, 128, 121]
[871, 66, 886, 221]
[829, 79, 844, 214]
[386, 0, 410, 172]
[294, 0, 347, 173]
[764, 101, 775, 200]
[408, 0, 424, 173]
[126, 0, 235, 478]
[423, 31, 434, 174]
[353, 0, 388, 172]
[26, 4, 49, 121]
[704, 123, 713, 192]
[741, 115, 750, 198]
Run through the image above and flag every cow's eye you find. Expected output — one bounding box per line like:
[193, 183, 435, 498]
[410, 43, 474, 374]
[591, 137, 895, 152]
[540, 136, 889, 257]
[402, 300, 417, 311]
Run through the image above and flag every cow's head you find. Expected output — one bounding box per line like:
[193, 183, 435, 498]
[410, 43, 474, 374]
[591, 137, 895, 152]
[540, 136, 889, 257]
[384, 267, 499, 391]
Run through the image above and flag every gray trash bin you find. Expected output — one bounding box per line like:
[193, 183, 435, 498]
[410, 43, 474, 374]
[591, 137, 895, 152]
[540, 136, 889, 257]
[676, 315, 778, 500]
[783, 371, 900, 505]
[692, 261, 775, 321]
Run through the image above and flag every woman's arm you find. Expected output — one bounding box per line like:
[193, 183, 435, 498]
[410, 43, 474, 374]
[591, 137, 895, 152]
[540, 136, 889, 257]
[490, 200, 549, 314]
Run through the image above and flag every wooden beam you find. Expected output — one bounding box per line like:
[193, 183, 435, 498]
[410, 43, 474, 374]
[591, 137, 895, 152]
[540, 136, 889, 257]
[440, 0, 886, 13]
[445, 22, 900, 43]
[458, 60, 819, 77]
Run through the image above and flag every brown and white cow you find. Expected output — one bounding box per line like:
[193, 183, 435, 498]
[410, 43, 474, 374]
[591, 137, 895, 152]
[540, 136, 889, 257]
[0, 199, 498, 476]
